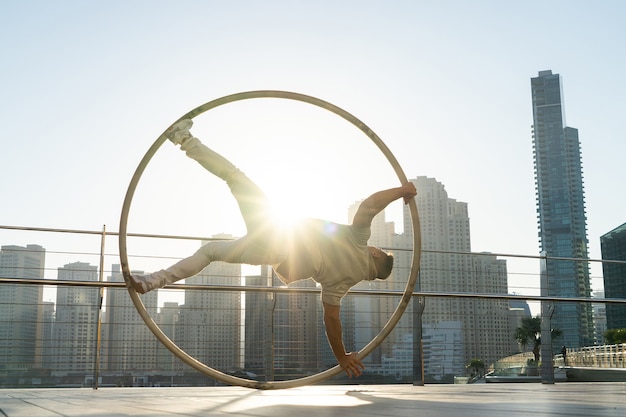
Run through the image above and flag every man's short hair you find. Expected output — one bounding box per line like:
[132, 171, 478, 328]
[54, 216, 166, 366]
[377, 252, 394, 279]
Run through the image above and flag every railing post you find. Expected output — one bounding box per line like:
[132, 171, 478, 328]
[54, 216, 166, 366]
[540, 251, 555, 384]
[93, 225, 106, 389]
[268, 267, 275, 383]
[412, 294, 425, 386]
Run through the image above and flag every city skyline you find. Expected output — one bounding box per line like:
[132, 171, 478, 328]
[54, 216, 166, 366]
[1, 2, 624, 298]
[0, 173, 524, 384]
[3, 168, 614, 314]
[7, 174, 530, 305]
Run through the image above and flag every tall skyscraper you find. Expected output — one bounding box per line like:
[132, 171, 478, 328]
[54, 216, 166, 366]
[600, 223, 626, 330]
[530, 70, 594, 348]
[0, 245, 45, 376]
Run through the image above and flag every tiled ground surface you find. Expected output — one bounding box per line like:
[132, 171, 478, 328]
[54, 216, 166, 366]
[1, 383, 625, 417]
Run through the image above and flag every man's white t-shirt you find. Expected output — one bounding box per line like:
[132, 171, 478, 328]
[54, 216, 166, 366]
[273, 219, 376, 306]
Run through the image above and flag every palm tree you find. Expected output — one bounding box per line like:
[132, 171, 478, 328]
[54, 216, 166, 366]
[604, 328, 626, 344]
[466, 359, 486, 379]
[514, 316, 562, 363]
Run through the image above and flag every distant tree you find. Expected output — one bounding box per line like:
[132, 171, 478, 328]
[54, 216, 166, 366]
[604, 328, 626, 344]
[514, 316, 562, 363]
[466, 359, 485, 378]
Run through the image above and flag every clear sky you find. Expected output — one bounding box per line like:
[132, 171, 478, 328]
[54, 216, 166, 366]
[1, 1, 624, 299]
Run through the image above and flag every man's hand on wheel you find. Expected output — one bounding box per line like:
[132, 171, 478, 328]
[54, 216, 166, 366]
[338, 352, 365, 378]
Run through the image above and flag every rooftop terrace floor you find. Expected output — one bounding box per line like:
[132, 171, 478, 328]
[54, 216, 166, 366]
[1, 383, 625, 417]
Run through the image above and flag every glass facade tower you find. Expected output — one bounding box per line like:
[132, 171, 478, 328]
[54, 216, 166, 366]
[600, 223, 626, 330]
[530, 70, 594, 348]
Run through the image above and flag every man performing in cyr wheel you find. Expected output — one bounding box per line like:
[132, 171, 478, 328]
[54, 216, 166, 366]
[130, 120, 417, 378]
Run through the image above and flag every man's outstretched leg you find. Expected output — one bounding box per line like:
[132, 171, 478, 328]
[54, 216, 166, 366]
[174, 120, 274, 234]
[130, 244, 212, 293]
[129, 120, 284, 294]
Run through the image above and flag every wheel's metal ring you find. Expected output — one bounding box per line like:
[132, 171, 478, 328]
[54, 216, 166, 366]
[119, 90, 421, 389]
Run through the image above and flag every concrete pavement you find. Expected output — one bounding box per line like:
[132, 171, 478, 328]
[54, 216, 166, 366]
[1, 383, 625, 417]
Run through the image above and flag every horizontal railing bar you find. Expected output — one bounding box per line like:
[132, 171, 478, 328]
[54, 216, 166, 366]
[2, 277, 625, 304]
[0, 224, 227, 242]
[412, 248, 626, 264]
[3, 224, 626, 264]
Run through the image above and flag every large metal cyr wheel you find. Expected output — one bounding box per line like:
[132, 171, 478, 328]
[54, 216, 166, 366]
[119, 90, 421, 389]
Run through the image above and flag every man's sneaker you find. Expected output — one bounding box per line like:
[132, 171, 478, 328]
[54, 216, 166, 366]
[166, 119, 194, 145]
[129, 274, 152, 294]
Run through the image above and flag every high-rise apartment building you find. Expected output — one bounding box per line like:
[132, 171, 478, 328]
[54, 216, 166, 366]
[41, 301, 56, 370]
[404, 177, 511, 378]
[104, 264, 159, 373]
[272, 277, 319, 376]
[345, 177, 511, 380]
[155, 301, 181, 375]
[591, 290, 607, 345]
[0, 245, 45, 375]
[243, 265, 274, 378]
[600, 223, 626, 330]
[178, 234, 242, 373]
[54, 262, 99, 374]
[530, 70, 594, 348]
